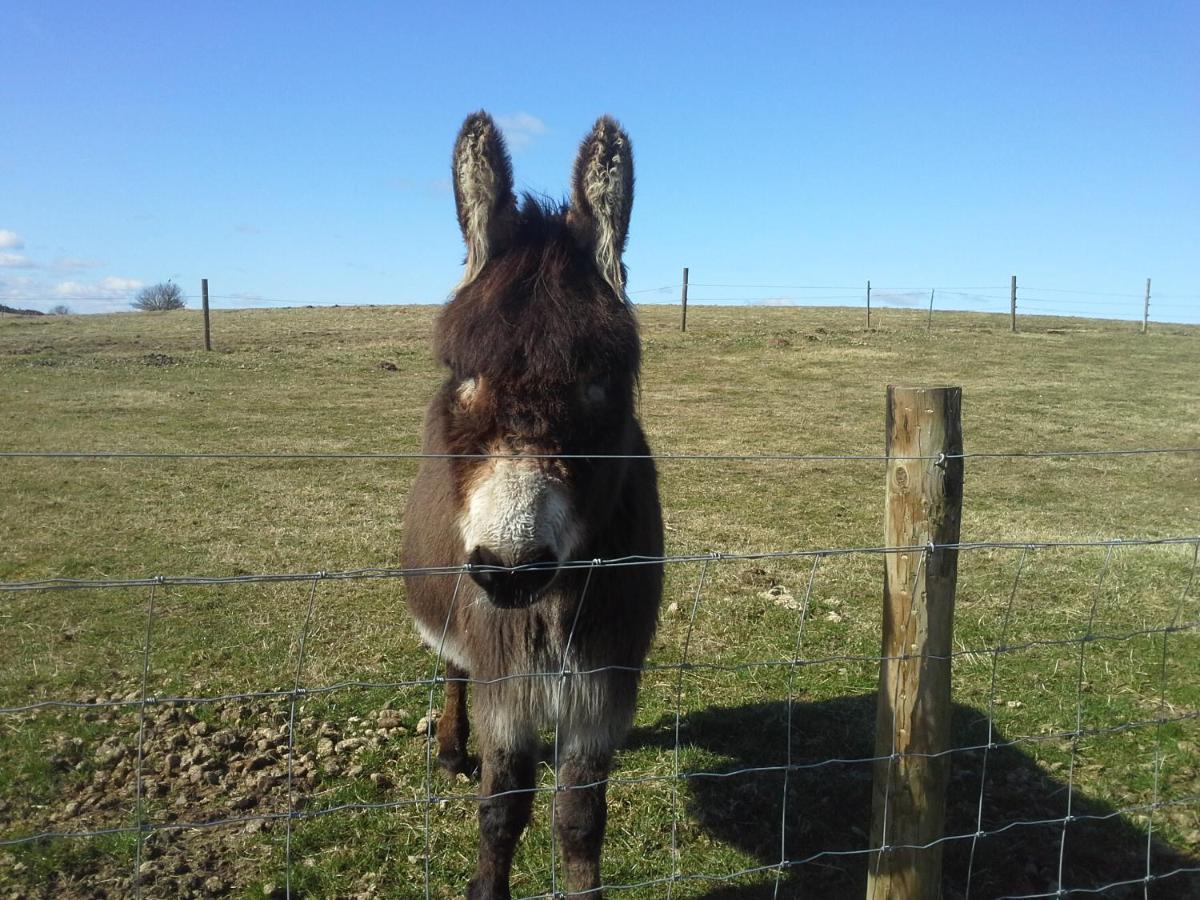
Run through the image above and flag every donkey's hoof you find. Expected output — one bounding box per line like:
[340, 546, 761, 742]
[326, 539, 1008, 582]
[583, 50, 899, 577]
[466, 876, 509, 900]
[438, 750, 480, 779]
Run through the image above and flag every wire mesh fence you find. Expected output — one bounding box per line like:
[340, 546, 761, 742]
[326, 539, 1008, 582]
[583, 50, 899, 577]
[2, 495, 1198, 896]
[6, 276, 1197, 326]
[5, 250, 1199, 898]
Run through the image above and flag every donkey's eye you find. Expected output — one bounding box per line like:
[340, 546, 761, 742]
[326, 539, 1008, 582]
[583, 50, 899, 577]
[584, 382, 606, 404]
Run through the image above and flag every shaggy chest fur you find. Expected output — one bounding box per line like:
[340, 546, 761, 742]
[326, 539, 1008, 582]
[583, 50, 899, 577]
[414, 586, 639, 755]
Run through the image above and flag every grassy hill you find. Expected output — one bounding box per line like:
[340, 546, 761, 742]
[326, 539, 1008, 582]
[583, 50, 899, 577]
[1, 305, 1198, 897]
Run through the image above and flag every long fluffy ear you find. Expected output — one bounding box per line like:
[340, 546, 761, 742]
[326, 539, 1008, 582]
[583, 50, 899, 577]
[452, 111, 517, 285]
[568, 116, 634, 297]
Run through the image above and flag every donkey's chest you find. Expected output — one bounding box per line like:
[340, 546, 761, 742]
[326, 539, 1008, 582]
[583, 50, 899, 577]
[414, 590, 581, 671]
[470, 592, 581, 677]
[413, 589, 636, 752]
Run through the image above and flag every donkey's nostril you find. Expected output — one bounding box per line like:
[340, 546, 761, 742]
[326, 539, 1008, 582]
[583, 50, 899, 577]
[521, 546, 558, 570]
[468, 546, 504, 571]
[466, 545, 560, 608]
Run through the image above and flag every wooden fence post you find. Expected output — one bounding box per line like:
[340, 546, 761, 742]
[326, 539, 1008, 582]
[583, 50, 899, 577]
[1142, 278, 1151, 334]
[681, 267, 689, 332]
[926, 289, 935, 333]
[201, 278, 211, 351]
[1010, 275, 1017, 333]
[867, 385, 963, 900]
[867, 279, 872, 330]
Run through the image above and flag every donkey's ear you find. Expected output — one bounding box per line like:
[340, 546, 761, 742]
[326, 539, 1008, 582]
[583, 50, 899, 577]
[452, 111, 517, 285]
[568, 116, 634, 296]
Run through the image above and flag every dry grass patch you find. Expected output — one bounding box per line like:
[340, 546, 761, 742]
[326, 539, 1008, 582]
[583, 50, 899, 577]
[1, 304, 1198, 897]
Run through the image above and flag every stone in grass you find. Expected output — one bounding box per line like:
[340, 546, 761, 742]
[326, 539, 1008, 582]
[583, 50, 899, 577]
[377, 709, 404, 730]
[94, 740, 126, 765]
[335, 737, 366, 754]
[211, 729, 241, 750]
[758, 585, 800, 611]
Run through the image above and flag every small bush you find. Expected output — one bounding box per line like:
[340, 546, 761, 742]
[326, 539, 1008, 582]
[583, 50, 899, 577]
[132, 282, 186, 311]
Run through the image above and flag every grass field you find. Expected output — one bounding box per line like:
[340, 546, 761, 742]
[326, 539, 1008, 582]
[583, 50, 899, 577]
[1, 304, 1198, 899]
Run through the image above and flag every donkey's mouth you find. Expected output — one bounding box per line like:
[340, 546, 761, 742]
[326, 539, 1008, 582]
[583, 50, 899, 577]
[467, 546, 561, 609]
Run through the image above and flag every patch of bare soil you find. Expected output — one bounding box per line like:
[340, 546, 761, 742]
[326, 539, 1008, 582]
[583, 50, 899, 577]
[1, 699, 417, 899]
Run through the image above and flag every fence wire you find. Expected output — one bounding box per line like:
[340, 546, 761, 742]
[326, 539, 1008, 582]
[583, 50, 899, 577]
[2, 536, 1198, 898]
[14, 277, 1197, 327]
[2, 445, 1199, 463]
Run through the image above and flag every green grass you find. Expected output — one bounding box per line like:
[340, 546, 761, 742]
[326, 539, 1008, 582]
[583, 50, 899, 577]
[1, 304, 1198, 898]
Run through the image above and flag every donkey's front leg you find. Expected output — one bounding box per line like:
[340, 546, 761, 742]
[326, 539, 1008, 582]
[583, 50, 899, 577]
[554, 748, 613, 896]
[468, 739, 536, 900]
[438, 662, 476, 775]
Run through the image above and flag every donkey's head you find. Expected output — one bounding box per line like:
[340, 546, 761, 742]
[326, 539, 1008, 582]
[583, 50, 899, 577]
[433, 111, 641, 608]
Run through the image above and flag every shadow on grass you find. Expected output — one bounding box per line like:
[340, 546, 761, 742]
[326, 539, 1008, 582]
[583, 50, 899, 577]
[629, 694, 1198, 900]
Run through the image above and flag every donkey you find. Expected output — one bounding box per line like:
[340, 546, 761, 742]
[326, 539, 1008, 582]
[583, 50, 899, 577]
[401, 112, 664, 899]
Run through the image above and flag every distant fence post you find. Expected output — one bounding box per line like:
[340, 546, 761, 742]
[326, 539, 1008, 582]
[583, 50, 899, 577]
[867, 279, 872, 330]
[201, 279, 211, 351]
[1010, 275, 1017, 333]
[867, 385, 963, 900]
[926, 289, 935, 333]
[1142, 277, 1151, 334]
[681, 267, 689, 332]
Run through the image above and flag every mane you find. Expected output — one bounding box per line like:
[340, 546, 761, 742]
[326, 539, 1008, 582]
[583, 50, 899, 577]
[435, 194, 639, 385]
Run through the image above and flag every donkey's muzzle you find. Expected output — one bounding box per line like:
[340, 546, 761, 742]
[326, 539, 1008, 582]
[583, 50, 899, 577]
[467, 546, 560, 609]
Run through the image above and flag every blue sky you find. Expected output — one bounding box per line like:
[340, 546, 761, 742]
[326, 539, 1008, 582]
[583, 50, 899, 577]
[2, 2, 1197, 321]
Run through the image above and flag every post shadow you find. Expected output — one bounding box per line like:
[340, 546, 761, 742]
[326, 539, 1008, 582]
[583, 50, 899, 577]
[626, 694, 1198, 899]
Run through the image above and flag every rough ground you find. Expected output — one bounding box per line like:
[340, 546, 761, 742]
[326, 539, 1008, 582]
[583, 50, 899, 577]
[1, 697, 436, 899]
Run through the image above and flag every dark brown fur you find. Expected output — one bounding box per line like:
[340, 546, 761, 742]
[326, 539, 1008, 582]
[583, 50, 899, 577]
[401, 112, 663, 899]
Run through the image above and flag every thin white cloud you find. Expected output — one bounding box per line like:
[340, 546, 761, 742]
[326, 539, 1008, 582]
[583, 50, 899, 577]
[0, 234, 103, 274]
[51, 256, 105, 271]
[49, 281, 94, 298]
[0, 252, 37, 268]
[0, 229, 144, 313]
[496, 112, 548, 150]
[0, 275, 39, 296]
[1, 274, 143, 314]
[53, 276, 145, 299]
[873, 291, 924, 308]
[103, 276, 144, 292]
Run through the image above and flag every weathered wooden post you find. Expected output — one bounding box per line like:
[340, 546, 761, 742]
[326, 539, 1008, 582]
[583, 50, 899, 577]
[867, 385, 963, 900]
[867, 279, 872, 330]
[926, 289, 935, 333]
[681, 267, 689, 332]
[201, 278, 212, 351]
[1010, 275, 1017, 333]
[1142, 277, 1151, 334]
